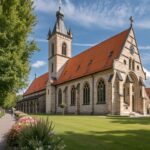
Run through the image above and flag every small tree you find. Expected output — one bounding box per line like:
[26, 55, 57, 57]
[60, 103, 66, 115]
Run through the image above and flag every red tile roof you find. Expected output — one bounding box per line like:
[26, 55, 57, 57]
[146, 88, 150, 98]
[24, 28, 130, 95]
[24, 72, 48, 96]
[55, 28, 130, 84]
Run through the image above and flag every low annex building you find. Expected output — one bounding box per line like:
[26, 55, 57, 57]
[16, 6, 150, 116]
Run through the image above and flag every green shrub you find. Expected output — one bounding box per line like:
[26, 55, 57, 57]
[18, 118, 65, 150]
[60, 103, 66, 115]
[60, 103, 66, 109]
[0, 111, 4, 118]
[7, 116, 36, 149]
[6, 125, 20, 148]
[14, 111, 28, 119]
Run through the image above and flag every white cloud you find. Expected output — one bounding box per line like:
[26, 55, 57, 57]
[144, 67, 150, 79]
[34, 0, 57, 13]
[34, 0, 150, 29]
[32, 60, 46, 68]
[29, 36, 96, 47]
[141, 52, 150, 65]
[137, 20, 150, 29]
[145, 80, 150, 87]
[28, 37, 47, 43]
[139, 46, 150, 50]
[73, 42, 96, 47]
[28, 35, 150, 51]
[143, 67, 150, 87]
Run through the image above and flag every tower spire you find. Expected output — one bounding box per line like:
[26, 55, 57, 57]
[48, 0, 72, 39]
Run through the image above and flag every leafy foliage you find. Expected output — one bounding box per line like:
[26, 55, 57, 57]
[0, 111, 4, 118]
[18, 118, 65, 150]
[60, 103, 66, 109]
[7, 116, 65, 150]
[3, 92, 16, 109]
[0, 0, 38, 106]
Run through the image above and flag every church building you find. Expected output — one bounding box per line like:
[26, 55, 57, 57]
[16, 6, 150, 116]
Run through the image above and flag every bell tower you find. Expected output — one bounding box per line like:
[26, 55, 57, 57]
[47, 5, 72, 80]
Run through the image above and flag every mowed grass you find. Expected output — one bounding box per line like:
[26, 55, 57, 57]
[33, 115, 150, 150]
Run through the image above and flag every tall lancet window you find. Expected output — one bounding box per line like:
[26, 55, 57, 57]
[132, 60, 135, 71]
[51, 43, 54, 56]
[58, 89, 62, 106]
[83, 83, 90, 105]
[97, 80, 106, 104]
[62, 42, 67, 55]
[129, 58, 132, 70]
[71, 86, 76, 106]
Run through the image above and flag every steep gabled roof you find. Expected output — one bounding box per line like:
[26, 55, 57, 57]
[24, 73, 48, 96]
[55, 28, 131, 85]
[146, 88, 150, 98]
[24, 27, 131, 95]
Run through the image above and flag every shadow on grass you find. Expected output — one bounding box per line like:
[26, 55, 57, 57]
[61, 129, 150, 150]
[33, 114, 150, 125]
[107, 116, 150, 125]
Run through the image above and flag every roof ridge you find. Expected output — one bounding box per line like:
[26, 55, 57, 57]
[34, 72, 48, 80]
[24, 72, 48, 96]
[70, 27, 131, 60]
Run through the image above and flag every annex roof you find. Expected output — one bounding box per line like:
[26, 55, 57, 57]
[24, 72, 48, 96]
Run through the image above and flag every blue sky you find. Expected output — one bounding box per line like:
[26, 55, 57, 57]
[24, 0, 150, 92]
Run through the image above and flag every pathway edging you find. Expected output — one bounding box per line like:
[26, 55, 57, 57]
[0, 113, 16, 150]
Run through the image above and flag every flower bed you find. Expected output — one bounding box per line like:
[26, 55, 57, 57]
[6, 113, 65, 150]
[7, 115, 37, 148]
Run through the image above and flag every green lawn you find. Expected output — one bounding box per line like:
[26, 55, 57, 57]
[33, 115, 150, 150]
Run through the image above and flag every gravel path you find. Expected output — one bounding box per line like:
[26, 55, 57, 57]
[0, 113, 16, 150]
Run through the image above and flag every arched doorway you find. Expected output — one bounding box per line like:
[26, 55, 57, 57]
[129, 72, 139, 112]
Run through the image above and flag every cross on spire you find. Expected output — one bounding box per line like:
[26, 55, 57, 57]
[129, 16, 134, 27]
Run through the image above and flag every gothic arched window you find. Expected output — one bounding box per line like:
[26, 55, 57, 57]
[97, 80, 106, 104]
[132, 60, 135, 71]
[129, 58, 132, 70]
[51, 43, 54, 56]
[62, 42, 67, 55]
[58, 89, 62, 106]
[83, 83, 90, 105]
[51, 63, 54, 73]
[71, 86, 76, 106]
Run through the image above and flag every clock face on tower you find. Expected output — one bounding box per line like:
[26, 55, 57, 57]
[130, 44, 134, 55]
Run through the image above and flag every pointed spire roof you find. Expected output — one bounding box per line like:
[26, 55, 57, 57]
[47, 28, 51, 39]
[48, 5, 72, 39]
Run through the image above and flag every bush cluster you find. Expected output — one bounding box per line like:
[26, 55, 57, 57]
[14, 111, 28, 119]
[0, 111, 5, 118]
[7, 112, 65, 150]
